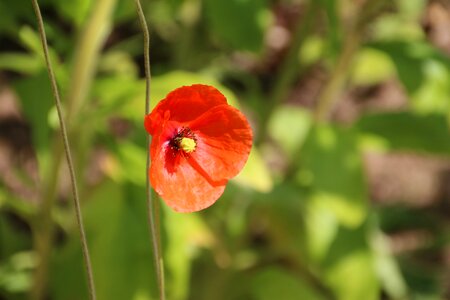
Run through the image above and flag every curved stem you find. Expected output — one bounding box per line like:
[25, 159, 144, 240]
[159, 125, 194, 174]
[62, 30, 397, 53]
[30, 1, 97, 299]
[133, 1, 166, 299]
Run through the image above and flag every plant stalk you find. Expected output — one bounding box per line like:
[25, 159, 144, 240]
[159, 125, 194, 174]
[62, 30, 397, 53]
[133, 1, 166, 299]
[30, 0, 97, 299]
[314, 0, 389, 122]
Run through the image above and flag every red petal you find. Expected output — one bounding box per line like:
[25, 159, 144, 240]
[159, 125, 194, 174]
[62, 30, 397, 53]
[144, 85, 227, 135]
[150, 137, 227, 213]
[189, 104, 253, 181]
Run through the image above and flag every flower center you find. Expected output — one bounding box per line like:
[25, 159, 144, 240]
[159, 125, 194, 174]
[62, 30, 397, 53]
[169, 127, 197, 154]
[179, 137, 196, 153]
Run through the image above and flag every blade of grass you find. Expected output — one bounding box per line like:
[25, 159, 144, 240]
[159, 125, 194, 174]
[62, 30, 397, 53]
[30, 1, 97, 299]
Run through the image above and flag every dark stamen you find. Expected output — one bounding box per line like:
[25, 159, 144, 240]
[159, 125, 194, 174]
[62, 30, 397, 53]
[169, 127, 197, 153]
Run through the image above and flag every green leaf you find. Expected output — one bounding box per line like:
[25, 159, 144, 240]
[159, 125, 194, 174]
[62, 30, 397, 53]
[0, 189, 35, 223]
[0, 252, 35, 294]
[322, 225, 380, 300]
[18, 26, 66, 80]
[325, 250, 379, 300]
[411, 58, 450, 114]
[18, 26, 45, 60]
[94, 71, 243, 123]
[50, 181, 157, 300]
[204, 0, 268, 52]
[357, 112, 450, 155]
[233, 148, 273, 193]
[299, 36, 325, 66]
[116, 141, 147, 186]
[268, 105, 312, 159]
[350, 48, 396, 85]
[13, 72, 54, 177]
[372, 230, 408, 299]
[300, 125, 369, 269]
[92, 75, 144, 120]
[0, 52, 43, 74]
[53, 0, 93, 27]
[300, 125, 368, 228]
[372, 41, 450, 114]
[304, 202, 339, 262]
[164, 206, 214, 300]
[251, 267, 327, 300]
[372, 0, 425, 42]
[98, 50, 138, 77]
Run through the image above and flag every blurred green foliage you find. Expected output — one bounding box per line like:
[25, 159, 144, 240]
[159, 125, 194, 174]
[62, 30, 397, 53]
[1, 0, 449, 299]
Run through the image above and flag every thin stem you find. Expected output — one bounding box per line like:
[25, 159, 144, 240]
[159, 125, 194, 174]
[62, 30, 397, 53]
[314, 0, 389, 122]
[133, 1, 166, 299]
[313, 31, 361, 122]
[30, 1, 97, 300]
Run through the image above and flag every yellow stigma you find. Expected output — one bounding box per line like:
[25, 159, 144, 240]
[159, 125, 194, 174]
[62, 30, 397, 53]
[179, 137, 196, 153]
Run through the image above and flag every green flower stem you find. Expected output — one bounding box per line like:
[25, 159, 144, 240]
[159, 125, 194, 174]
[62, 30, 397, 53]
[313, 31, 361, 122]
[133, 1, 166, 299]
[30, 0, 96, 299]
[314, 0, 389, 122]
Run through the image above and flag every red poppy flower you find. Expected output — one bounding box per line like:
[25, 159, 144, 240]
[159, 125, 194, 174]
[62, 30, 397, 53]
[144, 84, 253, 212]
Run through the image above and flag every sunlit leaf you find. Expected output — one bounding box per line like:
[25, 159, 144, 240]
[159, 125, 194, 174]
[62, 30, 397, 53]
[325, 250, 379, 300]
[95, 71, 244, 123]
[357, 111, 450, 155]
[304, 202, 338, 262]
[251, 267, 326, 300]
[372, 41, 450, 114]
[233, 148, 273, 193]
[0, 252, 35, 294]
[372, 230, 408, 299]
[164, 207, 214, 300]
[268, 105, 312, 159]
[98, 50, 138, 77]
[0, 52, 43, 74]
[300, 125, 368, 228]
[322, 225, 379, 300]
[117, 142, 147, 185]
[350, 48, 396, 85]
[299, 36, 325, 66]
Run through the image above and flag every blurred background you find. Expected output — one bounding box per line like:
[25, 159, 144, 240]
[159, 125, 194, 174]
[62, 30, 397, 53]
[0, 0, 449, 299]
